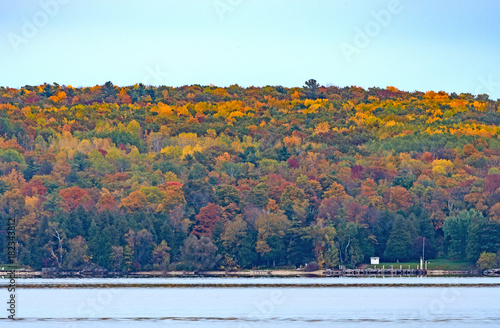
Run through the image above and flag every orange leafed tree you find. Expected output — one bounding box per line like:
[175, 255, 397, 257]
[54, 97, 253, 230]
[120, 190, 148, 212]
[324, 182, 350, 200]
[96, 192, 118, 212]
[157, 182, 185, 213]
[117, 88, 132, 104]
[385, 186, 412, 211]
[1, 169, 26, 190]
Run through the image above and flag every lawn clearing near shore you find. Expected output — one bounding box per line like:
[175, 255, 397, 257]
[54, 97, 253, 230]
[364, 259, 475, 270]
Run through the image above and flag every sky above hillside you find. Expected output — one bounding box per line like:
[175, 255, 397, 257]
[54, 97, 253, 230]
[2, 0, 499, 99]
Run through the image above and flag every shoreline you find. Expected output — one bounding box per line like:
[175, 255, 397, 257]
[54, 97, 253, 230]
[0, 268, 488, 278]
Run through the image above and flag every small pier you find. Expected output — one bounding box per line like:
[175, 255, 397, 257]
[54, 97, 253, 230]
[324, 268, 427, 277]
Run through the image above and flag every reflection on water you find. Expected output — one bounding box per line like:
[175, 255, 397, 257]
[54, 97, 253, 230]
[1, 277, 499, 327]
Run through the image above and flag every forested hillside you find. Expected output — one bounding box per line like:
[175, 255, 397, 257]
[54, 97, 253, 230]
[1, 81, 500, 271]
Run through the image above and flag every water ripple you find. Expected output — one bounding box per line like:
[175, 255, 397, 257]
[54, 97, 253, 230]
[9, 282, 500, 289]
[3, 316, 500, 323]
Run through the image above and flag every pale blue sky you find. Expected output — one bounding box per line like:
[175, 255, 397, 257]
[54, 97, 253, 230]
[1, 0, 499, 99]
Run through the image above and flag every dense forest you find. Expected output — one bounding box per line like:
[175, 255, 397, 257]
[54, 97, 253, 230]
[1, 80, 500, 272]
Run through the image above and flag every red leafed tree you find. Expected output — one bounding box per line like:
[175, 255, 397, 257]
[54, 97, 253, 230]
[485, 174, 500, 193]
[192, 203, 220, 237]
[97, 148, 108, 157]
[346, 202, 368, 223]
[59, 186, 93, 211]
[287, 157, 299, 169]
[266, 174, 294, 203]
[21, 178, 48, 197]
[317, 197, 343, 222]
[351, 165, 364, 180]
[421, 152, 433, 162]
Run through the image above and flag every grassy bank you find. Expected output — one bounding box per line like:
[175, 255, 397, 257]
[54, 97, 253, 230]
[365, 259, 474, 270]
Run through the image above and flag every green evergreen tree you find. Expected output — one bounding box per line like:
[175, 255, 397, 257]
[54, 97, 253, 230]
[383, 216, 417, 261]
[443, 209, 478, 260]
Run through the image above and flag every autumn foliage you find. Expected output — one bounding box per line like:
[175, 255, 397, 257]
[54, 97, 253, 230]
[0, 82, 499, 271]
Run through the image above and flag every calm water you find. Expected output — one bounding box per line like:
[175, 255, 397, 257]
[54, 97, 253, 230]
[1, 277, 500, 327]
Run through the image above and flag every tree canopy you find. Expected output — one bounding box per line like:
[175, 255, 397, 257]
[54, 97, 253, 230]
[1, 82, 499, 271]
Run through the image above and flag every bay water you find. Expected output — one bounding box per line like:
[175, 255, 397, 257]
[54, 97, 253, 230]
[1, 277, 499, 327]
